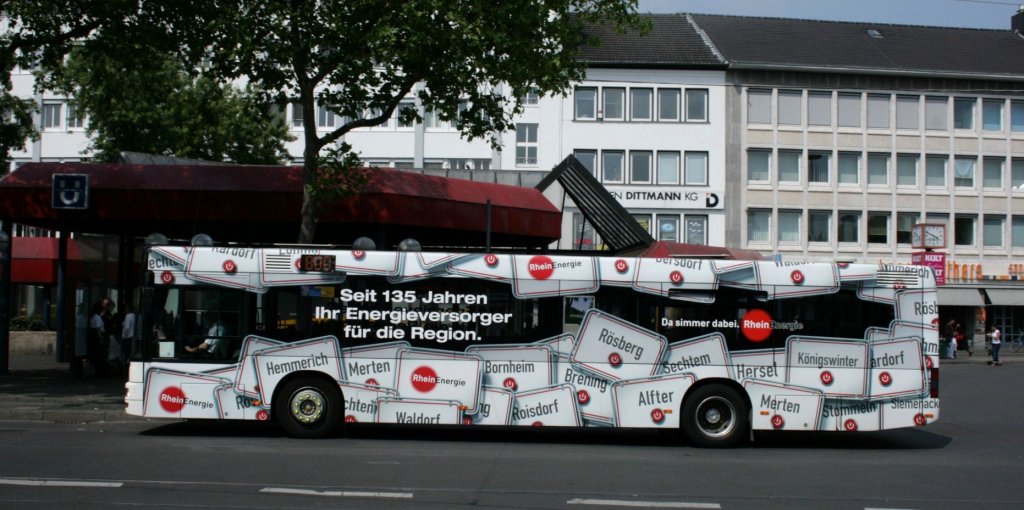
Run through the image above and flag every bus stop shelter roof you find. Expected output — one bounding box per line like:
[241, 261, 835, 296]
[0, 162, 562, 248]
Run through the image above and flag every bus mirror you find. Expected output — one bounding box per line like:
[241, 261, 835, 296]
[145, 232, 168, 246]
[353, 236, 376, 251]
[397, 238, 421, 252]
[191, 233, 214, 246]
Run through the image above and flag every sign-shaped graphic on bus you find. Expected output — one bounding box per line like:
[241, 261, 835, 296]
[744, 380, 824, 431]
[466, 344, 554, 393]
[554, 354, 615, 424]
[510, 384, 580, 427]
[571, 309, 667, 381]
[786, 337, 869, 398]
[375, 397, 463, 425]
[395, 348, 483, 413]
[611, 373, 695, 428]
[252, 336, 344, 404]
[339, 381, 398, 423]
[659, 332, 732, 381]
[341, 341, 409, 390]
[465, 386, 515, 426]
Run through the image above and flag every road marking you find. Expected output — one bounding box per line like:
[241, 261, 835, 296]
[0, 478, 122, 488]
[567, 498, 721, 509]
[260, 487, 413, 499]
[865, 508, 919, 510]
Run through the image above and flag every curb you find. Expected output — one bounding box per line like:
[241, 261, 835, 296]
[0, 409, 147, 424]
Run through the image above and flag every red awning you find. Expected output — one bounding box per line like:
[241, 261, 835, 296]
[0, 163, 561, 248]
[2, 237, 87, 284]
[639, 241, 765, 260]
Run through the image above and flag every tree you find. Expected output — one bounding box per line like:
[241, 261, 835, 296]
[201, 0, 645, 243]
[0, 1, 134, 173]
[55, 43, 291, 164]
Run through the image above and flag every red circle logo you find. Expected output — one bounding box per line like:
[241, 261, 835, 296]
[484, 254, 499, 267]
[837, 262, 849, 269]
[740, 309, 773, 343]
[669, 270, 684, 285]
[608, 352, 623, 368]
[256, 409, 269, 421]
[352, 250, 365, 260]
[345, 415, 357, 423]
[159, 386, 186, 413]
[790, 270, 805, 285]
[410, 366, 438, 393]
[820, 370, 834, 386]
[160, 271, 175, 284]
[771, 414, 785, 429]
[577, 389, 591, 405]
[532, 421, 543, 427]
[843, 419, 858, 432]
[925, 357, 934, 369]
[503, 377, 518, 391]
[294, 259, 303, 270]
[879, 371, 893, 387]
[463, 416, 474, 425]
[223, 260, 237, 274]
[894, 282, 905, 290]
[650, 408, 666, 424]
[527, 255, 554, 280]
[614, 259, 629, 273]
[914, 413, 927, 426]
[931, 317, 940, 327]
[365, 378, 379, 387]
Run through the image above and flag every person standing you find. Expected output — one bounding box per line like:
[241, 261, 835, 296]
[989, 325, 1002, 366]
[87, 300, 109, 377]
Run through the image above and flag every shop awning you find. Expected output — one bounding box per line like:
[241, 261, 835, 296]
[984, 288, 1024, 306]
[936, 288, 985, 306]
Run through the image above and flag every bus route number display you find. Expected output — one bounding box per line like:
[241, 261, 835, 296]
[298, 254, 337, 272]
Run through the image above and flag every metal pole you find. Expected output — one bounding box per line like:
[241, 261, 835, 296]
[0, 223, 12, 375]
[55, 233, 67, 363]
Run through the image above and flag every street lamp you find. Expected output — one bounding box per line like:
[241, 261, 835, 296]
[0, 229, 10, 375]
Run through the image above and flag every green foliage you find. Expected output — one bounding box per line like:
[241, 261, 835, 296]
[55, 43, 292, 164]
[10, 315, 46, 331]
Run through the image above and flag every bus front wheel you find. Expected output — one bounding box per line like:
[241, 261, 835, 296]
[681, 384, 749, 448]
[275, 377, 342, 439]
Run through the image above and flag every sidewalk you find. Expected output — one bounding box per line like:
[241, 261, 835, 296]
[0, 349, 1019, 424]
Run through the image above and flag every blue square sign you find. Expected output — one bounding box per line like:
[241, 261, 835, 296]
[52, 174, 89, 210]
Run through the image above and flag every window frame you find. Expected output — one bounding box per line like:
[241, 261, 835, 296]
[657, 88, 681, 122]
[684, 88, 709, 122]
[575, 87, 597, 120]
[630, 150, 653, 184]
[514, 123, 538, 166]
[601, 150, 625, 183]
[683, 151, 708, 186]
[629, 88, 653, 121]
[602, 87, 625, 121]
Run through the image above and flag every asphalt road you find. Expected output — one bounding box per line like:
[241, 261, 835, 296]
[0, 363, 1020, 510]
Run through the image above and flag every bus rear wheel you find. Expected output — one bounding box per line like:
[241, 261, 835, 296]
[276, 377, 342, 439]
[681, 384, 748, 448]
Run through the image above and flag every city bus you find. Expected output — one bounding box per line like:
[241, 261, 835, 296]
[125, 245, 940, 447]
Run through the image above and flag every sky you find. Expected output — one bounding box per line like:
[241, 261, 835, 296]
[637, 0, 1022, 29]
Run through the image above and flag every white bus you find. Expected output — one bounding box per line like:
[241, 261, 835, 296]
[125, 245, 940, 447]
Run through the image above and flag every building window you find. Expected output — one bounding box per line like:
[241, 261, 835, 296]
[657, 215, 679, 242]
[424, 108, 442, 128]
[396, 101, 415, 128]
[838, 211, 860, 243]
[685, 89, 709, 122]
[778, 150, 800, 183]
[778, 210, 801, 244]
[807, 91, 831, 127]
[633, 214, 652, 236]
[685, 215, 708, 245]
[630, 151, 652, 183]
[984, 215, 1004, 247]
[954, 97, 975, 129]
[657, 151, 680, 184]
[42, 102, 62, 129]
[925, 96, 948, 130]
[982, 99, 1003, 131]
[896, 154, 917, 186]
[573, 212, 597, 250]
[1012, 216, 1024, 248]
[522, 88, 539, 105]
[630, 88, 653, 121]
[317, 104, 336, 128]
[867, 94, 890, 129]
[684, 151, 708, 185]
[1012, 100, 1024, 132]
[983, 158, 1004, 189]
[867, 153, 889, 186]
[808, 210, 831, 243]
[602, 150, 624, 182]
[926, 155, 947, 187]
[1013, 159, 1024, 189]
[747, 89, 771, 124]
[747, 150, 770, 182]
[603, 88, 625, 121]
[574, 149, 597, 177]
[838, 152, 860, 184]
[954, 157, 976, 188]
[748, 210, 770, 243]
[808, 152, 830, 184]
[867, 212, 889, 244]
[896, 213, 918, 244]
[896, 95, 919, 130]
[837, 92, 861, 127]
[777, 90, 801, 126]
[66, 103, 84, 129]
[954, 215, 976, 246]
[290, 103, 304, 127]
[575, 87, 597, 120]
[658, 89, 680, 121]
[515, 123, 538, 166]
